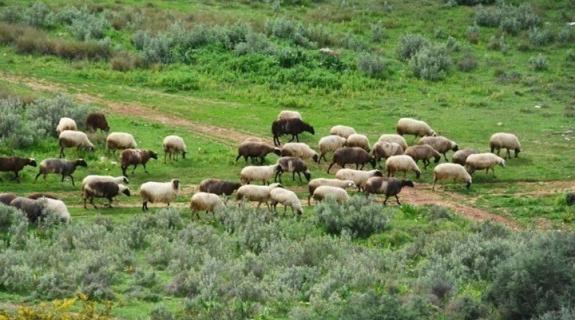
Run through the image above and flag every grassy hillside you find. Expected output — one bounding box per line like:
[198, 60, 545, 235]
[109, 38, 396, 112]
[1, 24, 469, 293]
[1, 0, 575, 319]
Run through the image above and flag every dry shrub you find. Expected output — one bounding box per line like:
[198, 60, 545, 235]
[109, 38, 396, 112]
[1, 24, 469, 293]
[110, 51, 142, 71]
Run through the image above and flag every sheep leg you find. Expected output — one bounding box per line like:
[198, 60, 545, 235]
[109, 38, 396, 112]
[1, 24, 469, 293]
[383, 195, 389, 205]
[142, 163, 149, 174]
[292, 171, 296, 181]
[285, 205, 288, 215]
[90, 197, 98, 209]
[297, 172, 303, 183]
[121, 166, 128, 177]
[514, 149, 519, 158]
[432, 178, 437, 191]
[132, 164, 137, 174]
[423, 160, 429, 169]
[164, 152, 168, 164]
[308, 195, 312, 206]
[395, 195, 401, 205]
[327, 162, 336, 174]
[506, 149, 511, 159]
[142, 201, 148, 212]
[106, 197, 113, 208]
[260, 157, 265, 165]
[69, 175, 76, 187]
[59, 146, 65, 158]
[443, 153, 449, 162]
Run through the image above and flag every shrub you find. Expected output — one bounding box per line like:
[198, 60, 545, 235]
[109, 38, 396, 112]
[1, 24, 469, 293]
[409, 45, 452, 81]
[356, 53, 387, 78]
[341, 33, 368, 51]
[0, 6, 21, 23]
[487, 35, 507, 52]
[141, 34, 172, 65]
[457, 53, 478, 72]
[315, 196, 389, 238]
[475, 3, 540, 31]
[69, 10, 110, 41]
[265, 17, 313, 48]
[150, 307, 175, 320]
[276, 47, 306, 68]
[445, 36, 460, 52]
[529, 53, 549, 71]
[558, 26, 575, 44]
[110, 51, 141, 71]
[536, 308, 575, 320]
[22, 1, 55, 28]
[567, 50, 575, 62]
[529, 27, 555, 47]
[234, 31, 276, 55]
[487, 232, 575, 319]
[396, 33, 429, 61]
[446, 296, 488, 320]
[371, 22, 386, 43]
[466, 24, 480, 44]
[475, 6, 501, 27]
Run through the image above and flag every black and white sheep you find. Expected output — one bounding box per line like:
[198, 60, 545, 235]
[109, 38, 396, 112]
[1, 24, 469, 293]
[9, 197, 44, 223]
[120, 149, 158, 176]
[452, 148, 479, 166]
[83, 181, 131, 209]
[307, 178, 357, 205]
[0, 156, 37, 182]
[318, 135, 346, 163]
[35, 158, 87, 186]
[372, 141, 404, 166]
[139, 179, 180, 211]
[199, 178, 242, 196]
[277, 110, 302, 120]
[58, 130, 95, 158]
[335, 168, 383, 191]
[364, 177, 414, 205]
[0, 193, 17, 205]
[81, 175, 129, 189]
[275, 157, 311, 183]
[271, 118, 315, 146]
[378, 134, 408, 151]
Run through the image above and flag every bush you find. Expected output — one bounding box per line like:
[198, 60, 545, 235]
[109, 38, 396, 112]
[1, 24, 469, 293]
[457, 53, 478, 72]
[357, 53, 387, 78]
[558, 26, 575, 45]
[529, 54, 549, 71]
[529, 27, 555, 47]
[371, 22, 386, 43]
[475, 6, 501, 28]
[396, 33, 429, 61]
[22, 1, 55, 28]
[409, 45, 452, 81]
[68, 10, 110, 41]
[315, 196, 389, 238]
[487, 35, 507, 52]
[141, 34, 172, 65]
[265, 17, 313, 48]
[446, 296, 488, 320]
[276, 47, 306, 68]
[110, 51, 141, 71]
[475, 3, 540, 31]
[466, 24, 480, 44]
[487, 232, 575, 319]
[445, 36, 460, 52]
[341, 33, 368, 51]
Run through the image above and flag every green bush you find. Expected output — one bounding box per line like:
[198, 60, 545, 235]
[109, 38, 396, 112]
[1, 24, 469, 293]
[396, 33, 430, 61]
[371, 22, 386, 43]
[466, 24, 480, 44]
[69, 9, 110, 41]
[529, 53, 549, 71]
[475, 3, 540, 31]
[315, 196, 389, 238]
[529, 27, 555, 47]
[409, 45, 451, 81]
[558, 26, 575, 45]
[357, 53, 387, 78]
[457, 53, 478, 72]
[22, 1, 55, 28]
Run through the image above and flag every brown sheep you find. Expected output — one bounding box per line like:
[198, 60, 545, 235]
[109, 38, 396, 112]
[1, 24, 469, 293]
[404, 145, 441, 169]
[275, 157, 311, 183]
[86, 112, 110, 132]
[120, 149, 158, 176]
[327, 147, 376, 173]
[0, 193, 17, 205]
[372, 141, 403, 167]
[418, 136, 458, 161]
[199, 178, 242, 197]
[236, 142, 281, 164]
[452, 148, 479, 166]
[35, 158, 88, 186]
[0, 157, 37, 182]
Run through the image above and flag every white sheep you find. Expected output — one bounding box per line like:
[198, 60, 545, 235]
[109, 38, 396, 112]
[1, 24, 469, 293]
[190, 192, 224, 214]
[395, 118, 436, 137]
[281, 142, 319, 163]
[432, 163, 472, 191]
[346, 133, 370, 151]
[81, 175, 129, 188]
[240, 164, 279, 185]
[465, 153, 506, 175]
[139, 179, 180, 211]
[335, 169, 383, 191]
[318, 135, 346, 163]
[163, 135, 187, 163]
[56, 117, 77, 134]
[490, 132, 521, 159]
[39, 197, 71, 223]
[312, 186, 349, 204]
[106, 132, 137, 153]
[307, 178, 356, 205]
[58, 130, 95, 158]
[372, 141, 403, 165]
[277, 110, 302, 120]
[385, 155, 422, 179]
[330, 125, 357, 138]
[236, 183, 283, 209]
[377, 134, 408, 151]
[270, 188, 303, 215]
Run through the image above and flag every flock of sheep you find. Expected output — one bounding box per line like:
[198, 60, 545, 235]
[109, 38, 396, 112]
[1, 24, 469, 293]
[0, 109, 522, 223]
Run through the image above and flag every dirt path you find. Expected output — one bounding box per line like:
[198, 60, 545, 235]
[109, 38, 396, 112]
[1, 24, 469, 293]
[5, 72, 573, 230]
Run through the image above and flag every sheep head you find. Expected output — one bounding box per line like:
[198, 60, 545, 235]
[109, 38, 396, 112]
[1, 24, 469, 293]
[172, 179, 180, 190]
[27, 159, 37, 167]
[303, 170, 311, 182]
[76, 159, 88, 167]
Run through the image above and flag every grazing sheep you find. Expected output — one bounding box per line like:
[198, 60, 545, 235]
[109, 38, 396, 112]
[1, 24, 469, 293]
[452, 148, 479, 166]
[280, 142, 320, 163]
[270, 188, 303, 215]
[330, 125, 356, 139]
[378, 134, 408, 151]
[39, 197, 71, 223]
[465, 153, 506, 175]
[35, 158, 87, 186]
[190, 192, 224, 214]
[56, 117, 77, 134]
[372, 141, 403, 166]
[327, 147, 376, 173]
[396, 118, 436, 138]
[106, 132, 137, 154]
[345, 133, 371, 152]
[385, 155, 421, 179]
[275, 157, 311, 183]
[81, 175, 129, 189]
[140, 179, 180, 211]
[86, 112, 110, 132]
[83, 181, 131, 209]
[312, 186, 349, 204]
[0, 156, 37, 182]
[120, 149, 158, 176]
[240, 164, 280, 185]
[418, 136, 458, 161]
[335, 169, 383, 191]
[318, 135, 346, 163]
[27, 193, 59, 200]
[271, 118, 315, 146]
[490, 133, 521, 159]
[9, 197, 44, 223]
[0, 193, 17, 205]
[163, 135, 187, 163]
[404, 145, 441, 169]
[236, 183, 283, 209]
[432, 163, 472, 191]
[199, 178, 242, 196]
[277, 110, 302, 120]
[307, 178, 356, 205]
[58, 130, 95, 158]
[364, 177, 414, 205]
[236, 141, 281, 164]
[566, 193, 575, 206]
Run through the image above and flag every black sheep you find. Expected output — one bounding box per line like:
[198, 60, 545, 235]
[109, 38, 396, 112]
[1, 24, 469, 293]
[327, 147, 376, 173]
[236, 142, 281, 164]
[271, 118, 315, 146]
[86, 112, 110, 132]
[364, 177, 414, 205]
[0, 156, 37, 182]
[199, 178, 242, 196]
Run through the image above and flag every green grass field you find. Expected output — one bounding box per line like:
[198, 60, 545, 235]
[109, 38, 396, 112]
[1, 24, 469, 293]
[1, 0, 575, 319]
